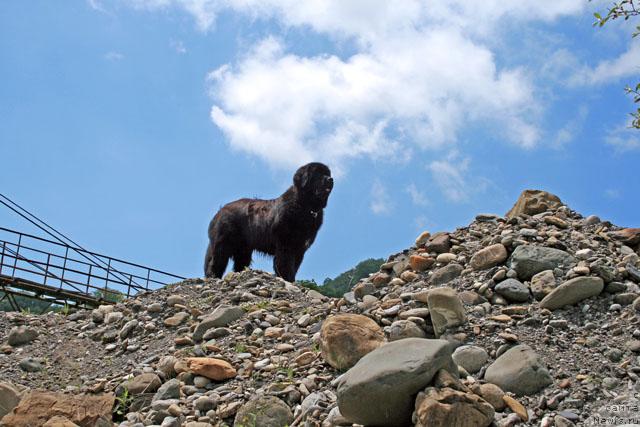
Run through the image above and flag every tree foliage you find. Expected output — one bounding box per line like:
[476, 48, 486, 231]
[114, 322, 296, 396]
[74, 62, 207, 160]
[593, 0, 640, 128]
[298, 258, 385, 297]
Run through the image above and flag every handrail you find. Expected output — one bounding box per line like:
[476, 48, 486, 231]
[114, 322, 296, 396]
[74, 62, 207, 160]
[0, 226, 187, 309]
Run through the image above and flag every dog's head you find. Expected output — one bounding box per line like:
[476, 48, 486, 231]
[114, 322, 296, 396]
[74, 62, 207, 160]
[293, 162, 333, 209]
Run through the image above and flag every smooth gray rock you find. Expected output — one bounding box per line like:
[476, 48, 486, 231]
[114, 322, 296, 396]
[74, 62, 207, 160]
[388, 320, 426, 341]
[509, 245, 575, 280]
[426, 287, 466, 337]
[484, 345, 552, 396]
[494, 279, 530, 303]
[19, 357, 43, 372]
[337, 338, 457, 426]
[234, 395, 293, 427]
[193, 305, 244, 341]
[152, 379, 180, 402]
[7, 326, 38, 346]
[540, 276, 604, 310]
[430, 263, 463, 285]
[452, 345, 489, 374]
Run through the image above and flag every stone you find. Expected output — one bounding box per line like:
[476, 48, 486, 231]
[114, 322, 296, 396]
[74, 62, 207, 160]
[7, 326, 38, 346]
[425, 233, 451, 254]
[234, 396, 294, 427]
[194, 395, 217, 411]
[509, 245, 576, 280]
[307, 289, 325, 300]
[415, 231, 431, 247]
[458, 291, 487, 306]
[119, 319, 138, 339]
[19, 357, 43, 372]
[484, 345, 552, 396]
[470, 244, 508, 271]
[539, 276, 604, 310]
[530, 270, 556, 300]
[353, 282, 375, 299]
[123, 373, 162, 395]
[336, 338, 457, 427]
[410, 255, 435, 272]
[164, 312, 190, 327]
[503, 395, 528, 421]
[192, 305, 244, 341]
[320, 314, 385, 370]
[42, 416, 80, 427]
[166, 295, 186, 306]
[413, 387, 494, 427]
[609, 228, 640, 246]
[156, 355, 179, 378]
[152, 379, 180, 402]
[436, 253, 457, 264]
[372, 272, 391, 287]
[494, 279, 530, 303]
[506, 189, 563, 219]
[185, 357, 236, 381]
[426, 287, 466, 337]
[388, 320, 427, 341]
[0, 381, 22, 419]
[430, 263, 463, 285]
[0, 391, 114, 427]
[628, 263, 640, 283]
[452, 345, 489, 374]
[474, 383, 505, 411]
[544, 215, 569, 228]
[104, 311, 123, 324]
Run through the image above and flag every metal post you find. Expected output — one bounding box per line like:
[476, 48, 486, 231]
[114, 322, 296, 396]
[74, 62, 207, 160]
[60, 246, 69, 288]
[44, 253, 51, 286]
[0, 241, 5, 276]
[86, 265, 92, 295]
[11, 234, 21, 278]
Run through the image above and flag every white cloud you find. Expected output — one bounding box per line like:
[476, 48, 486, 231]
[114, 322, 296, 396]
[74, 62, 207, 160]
[370, 180, 392, 215]
[104, 51, 124, 61]
[606, 122, 640, 151]
[553, 105, 588, 148]
[571, 43, 640, 85]
[170, 39, 187, 54]
[406, 183, 429, 207]
[605, 188, 622, 199]
[121, 0, 598, 170]
[428, 154, 472, 203]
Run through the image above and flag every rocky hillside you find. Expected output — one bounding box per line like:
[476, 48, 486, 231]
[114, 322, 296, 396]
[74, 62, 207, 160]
[1, 189, 640, 427]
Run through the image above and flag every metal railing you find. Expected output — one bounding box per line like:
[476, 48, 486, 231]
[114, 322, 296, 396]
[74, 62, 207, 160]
[0, 226, 186, 308]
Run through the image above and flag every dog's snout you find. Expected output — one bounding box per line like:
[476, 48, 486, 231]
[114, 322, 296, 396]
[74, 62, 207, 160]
[324, 176, 334, 187]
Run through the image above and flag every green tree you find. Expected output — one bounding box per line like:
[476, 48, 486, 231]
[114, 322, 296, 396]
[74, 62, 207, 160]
[298, 258, 385, 297]
[593, 0, 640, 128]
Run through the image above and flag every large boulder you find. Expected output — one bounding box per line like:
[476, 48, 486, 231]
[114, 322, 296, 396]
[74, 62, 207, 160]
[509, 245, 576, 280]
[539, 276, 604, 310]
[470, 244, 508, 271]
[426, 287, 466, 337]
[234, 395, 293, 427]
[0, 391, 114, 427]
[412, 387, 494, 427]
[121, 373, 162, 395]
[192, 305, 244, 341]
[484, 345, 552, 396]
[0, 381, 22, 419]
[506, 189, 563, 219]
[337, 338, 457, 426]
[320, 314, 385, 370]
[609, 228, 640, 246]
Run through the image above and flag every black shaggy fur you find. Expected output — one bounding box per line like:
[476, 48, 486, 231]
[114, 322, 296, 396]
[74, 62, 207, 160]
[204, 162, 333, 282]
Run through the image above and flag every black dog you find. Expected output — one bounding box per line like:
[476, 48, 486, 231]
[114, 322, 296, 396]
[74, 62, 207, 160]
[204, 162, 333, 282]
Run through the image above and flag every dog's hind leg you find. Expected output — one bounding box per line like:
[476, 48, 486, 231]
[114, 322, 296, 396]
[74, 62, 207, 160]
[232, 249, 252, 273]
[206, 243, 230, 278]
[204, 243, 214, 277]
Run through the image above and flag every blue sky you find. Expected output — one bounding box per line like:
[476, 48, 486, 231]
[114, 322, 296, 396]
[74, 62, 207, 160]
[1, 0, 639, 284]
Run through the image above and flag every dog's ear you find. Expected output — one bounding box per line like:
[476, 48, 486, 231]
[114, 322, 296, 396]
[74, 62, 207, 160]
[293, 165, 310, 189]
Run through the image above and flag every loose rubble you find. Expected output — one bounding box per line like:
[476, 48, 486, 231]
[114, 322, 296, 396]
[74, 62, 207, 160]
[0, 188, 639, 426]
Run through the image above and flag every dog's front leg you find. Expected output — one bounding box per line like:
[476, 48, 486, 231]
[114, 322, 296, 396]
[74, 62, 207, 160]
[274, 249, 297, 282]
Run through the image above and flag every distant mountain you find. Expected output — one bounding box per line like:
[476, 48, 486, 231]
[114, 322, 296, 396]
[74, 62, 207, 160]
[298, 258, 385, 297]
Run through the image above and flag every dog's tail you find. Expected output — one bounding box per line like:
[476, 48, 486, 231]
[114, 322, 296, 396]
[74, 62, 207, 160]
[204, 243, 213, 277]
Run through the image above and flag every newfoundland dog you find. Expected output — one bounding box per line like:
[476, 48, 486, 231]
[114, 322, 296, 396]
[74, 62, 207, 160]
[204, 162, 333, 282]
